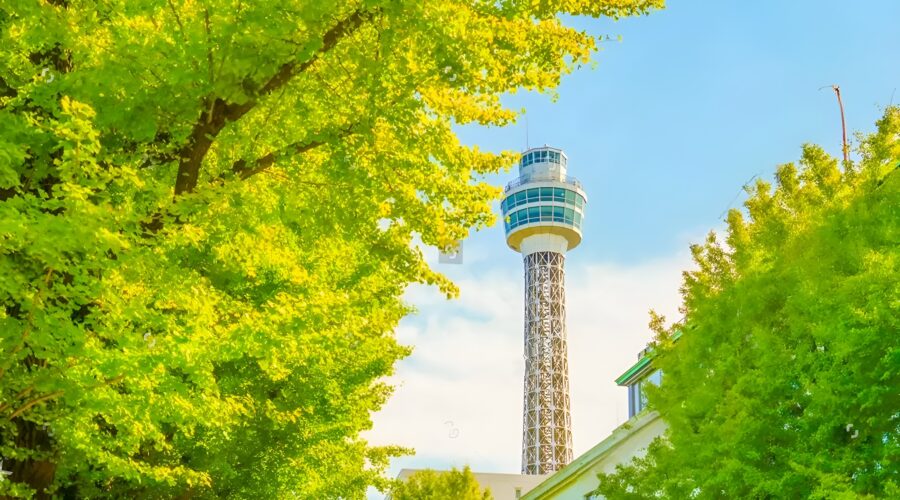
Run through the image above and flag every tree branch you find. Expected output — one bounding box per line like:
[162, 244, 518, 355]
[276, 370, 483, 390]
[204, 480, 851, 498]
[0, 386, 35, 414]
[229, 122, 360, 181]
[204, 9, 215, 85]
[4, 374, 124, 420]
[172, 8, 373, 197]
[166, 0, 188, 43]
[7, 391, 64, 420]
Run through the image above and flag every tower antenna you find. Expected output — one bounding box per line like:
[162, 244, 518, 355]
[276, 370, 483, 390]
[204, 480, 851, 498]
[525, 114, 530, 150]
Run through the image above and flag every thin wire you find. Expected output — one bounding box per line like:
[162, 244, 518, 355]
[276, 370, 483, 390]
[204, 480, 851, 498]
[718, 173, 760, 221]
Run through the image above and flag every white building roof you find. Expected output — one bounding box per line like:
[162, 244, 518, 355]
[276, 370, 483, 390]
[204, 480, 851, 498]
[391, 469, 550, 500]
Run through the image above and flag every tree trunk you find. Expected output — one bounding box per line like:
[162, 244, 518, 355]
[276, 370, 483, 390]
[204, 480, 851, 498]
[7, 419, 56, 499]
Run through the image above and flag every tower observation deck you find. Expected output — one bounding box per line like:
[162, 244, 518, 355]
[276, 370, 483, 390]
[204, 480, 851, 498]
[501, 146, 586, 475]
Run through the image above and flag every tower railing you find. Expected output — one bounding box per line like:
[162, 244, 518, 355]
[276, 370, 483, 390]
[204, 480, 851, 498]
[504, 173, 583, 192]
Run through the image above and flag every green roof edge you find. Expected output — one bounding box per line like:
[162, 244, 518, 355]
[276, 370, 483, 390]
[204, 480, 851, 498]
[613, 330, 683, 386]
[614, 355, 652, 386]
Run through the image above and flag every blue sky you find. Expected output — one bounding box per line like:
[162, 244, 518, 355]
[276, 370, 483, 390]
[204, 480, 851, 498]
[366, 1, 900, 495]
[458, 0, 900, 265]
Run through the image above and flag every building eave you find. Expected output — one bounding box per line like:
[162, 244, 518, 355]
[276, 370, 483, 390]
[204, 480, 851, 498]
[614, 330, 684, 386]
[615, 355, 653, 386]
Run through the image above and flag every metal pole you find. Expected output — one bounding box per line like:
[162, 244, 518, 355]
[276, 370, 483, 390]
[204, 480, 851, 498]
[832, 85, 849, 164]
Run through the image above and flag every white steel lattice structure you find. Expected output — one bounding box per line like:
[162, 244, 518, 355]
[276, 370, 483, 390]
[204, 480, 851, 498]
[501, 146, 586, 475]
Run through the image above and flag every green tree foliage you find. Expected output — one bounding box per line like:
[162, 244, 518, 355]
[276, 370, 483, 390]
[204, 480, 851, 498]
[0, 0, 663, 497]
[594, 108, 900, 499]
[390, 466, 493, 500]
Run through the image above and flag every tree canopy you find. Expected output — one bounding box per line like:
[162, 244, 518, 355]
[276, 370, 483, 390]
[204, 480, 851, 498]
[594, 108, 899, 499]
[0, 0, 662, 497]
[390, 467, 493, 500]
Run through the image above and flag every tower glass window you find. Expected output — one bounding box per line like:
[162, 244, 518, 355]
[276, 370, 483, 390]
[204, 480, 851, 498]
[552, 206, 565, 222]
[501, 188, 587, 213]
[504, 205, 585, 231]
[519, 148, 566, 168]
[627, 369, 662, 418]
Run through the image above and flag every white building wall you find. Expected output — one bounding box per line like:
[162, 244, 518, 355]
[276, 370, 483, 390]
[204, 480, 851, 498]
[522, 412, 667, 499]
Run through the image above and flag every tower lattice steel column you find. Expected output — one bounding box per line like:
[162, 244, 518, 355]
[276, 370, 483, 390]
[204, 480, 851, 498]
[501, 146, 586, 475]
[522, 251, 572, 473]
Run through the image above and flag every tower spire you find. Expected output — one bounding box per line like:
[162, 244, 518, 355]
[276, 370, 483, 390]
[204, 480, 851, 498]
[500, 146, 586, 474]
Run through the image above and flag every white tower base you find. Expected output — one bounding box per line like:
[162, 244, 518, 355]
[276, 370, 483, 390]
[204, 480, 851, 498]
[519, 234, 569, 256]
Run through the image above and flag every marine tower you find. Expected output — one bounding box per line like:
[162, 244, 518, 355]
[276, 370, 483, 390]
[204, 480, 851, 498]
[501, 146, 586, 475]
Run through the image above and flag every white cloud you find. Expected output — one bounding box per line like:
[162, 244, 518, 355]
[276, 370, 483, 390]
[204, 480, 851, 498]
[365, 249, 693, 497]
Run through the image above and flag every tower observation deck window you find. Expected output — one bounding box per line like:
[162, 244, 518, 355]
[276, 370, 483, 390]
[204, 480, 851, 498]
[501, 188, 586, 212]
[552, 206, 565, 221]
[503, 204, 584, 231]
[520, 149, 566, 168]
